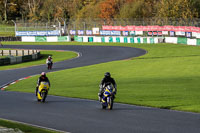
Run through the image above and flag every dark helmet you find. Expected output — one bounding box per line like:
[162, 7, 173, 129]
[104, 72, 111, 77]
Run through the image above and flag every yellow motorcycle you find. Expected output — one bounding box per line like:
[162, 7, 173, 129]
[37, 82, 49, 102]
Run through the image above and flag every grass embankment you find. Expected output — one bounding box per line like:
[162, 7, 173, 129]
[0, 119, 56, 133]
[5, 42, 200, 113]
[0, 25, 15, 37]
[0, 50, 77, 70]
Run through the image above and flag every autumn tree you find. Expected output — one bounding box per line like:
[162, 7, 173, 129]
[156, 0, 198, 19]
[0, 0, 200, 24]
[75, 0, 101, 19]
[99, 0, 121, 24]
[118, 0, 144, 18]
[0, 0, 19, 22]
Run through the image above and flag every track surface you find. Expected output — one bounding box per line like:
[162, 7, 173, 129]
[0, 45, 200, 133]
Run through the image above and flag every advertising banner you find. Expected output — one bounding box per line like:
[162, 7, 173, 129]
[86, 30, 92, 35]
[93, 28, 100, 35]
[70, 30, 76, 35]
[135, 31, 143, 35]
[100, 30, 111, 36]
[186, 32, 192, 38]
[48, 30, 60, 36]
[170, 31, 175, 36]
[16, 30, 60, 36]
[176, 31, 185, 36]
[122, 31, 129, 36]
[58, 36, 68, 42]
[78, 30, 84, 35]
[102, 25, 200, 33]
[196, 33, 200, 38]
[148, 31, 162, 36]
[197, 39, 200, 45]
[129, 31, 135, 36]
[100, 30, 121, 36]
[35, 37, 47, 42]
[111, 31, 121, 36]
[162, 31, 168, 35]
[178, 37, 187, 44]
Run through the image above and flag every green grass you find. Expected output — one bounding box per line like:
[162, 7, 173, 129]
[0, 56, 7, 58]
[0, 50, 78, 70]
[0, 119, 57, 133]
[0, 31, 15, 37]
[5, 42, 200, 113]
[0, 24, 54, 37]
[0, 25, 15, 36]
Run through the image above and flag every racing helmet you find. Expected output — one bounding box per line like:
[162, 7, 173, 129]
[41, 72, 46, 77]
[104, 72, 111, 77]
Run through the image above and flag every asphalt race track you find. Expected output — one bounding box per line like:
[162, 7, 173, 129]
[0, 45, 200, 133]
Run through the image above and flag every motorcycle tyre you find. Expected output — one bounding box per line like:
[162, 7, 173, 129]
[41, 92, 47, 102]
[108, 97, 113, 110]
[102, 104, 106, 109]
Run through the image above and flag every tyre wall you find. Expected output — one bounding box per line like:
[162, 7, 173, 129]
[0, 51, 41, 66]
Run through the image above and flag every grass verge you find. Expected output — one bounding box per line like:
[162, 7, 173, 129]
[0, 32, 15, 37]
[5, 42, 200, 113]
[0, 119, 57, 133]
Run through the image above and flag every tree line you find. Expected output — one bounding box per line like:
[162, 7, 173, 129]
[0, 0, 200, 24]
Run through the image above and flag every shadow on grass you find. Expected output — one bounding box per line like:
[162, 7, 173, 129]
[37, 54, 52, 61]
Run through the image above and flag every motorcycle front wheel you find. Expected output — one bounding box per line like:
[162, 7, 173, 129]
[107, 97, 113, 110]
[102, 104, 106, 109]
[41, 92, 47, 102]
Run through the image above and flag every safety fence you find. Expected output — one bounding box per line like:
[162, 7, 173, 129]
[1, 18, 200, 36]
[0, 50, 41, 65]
